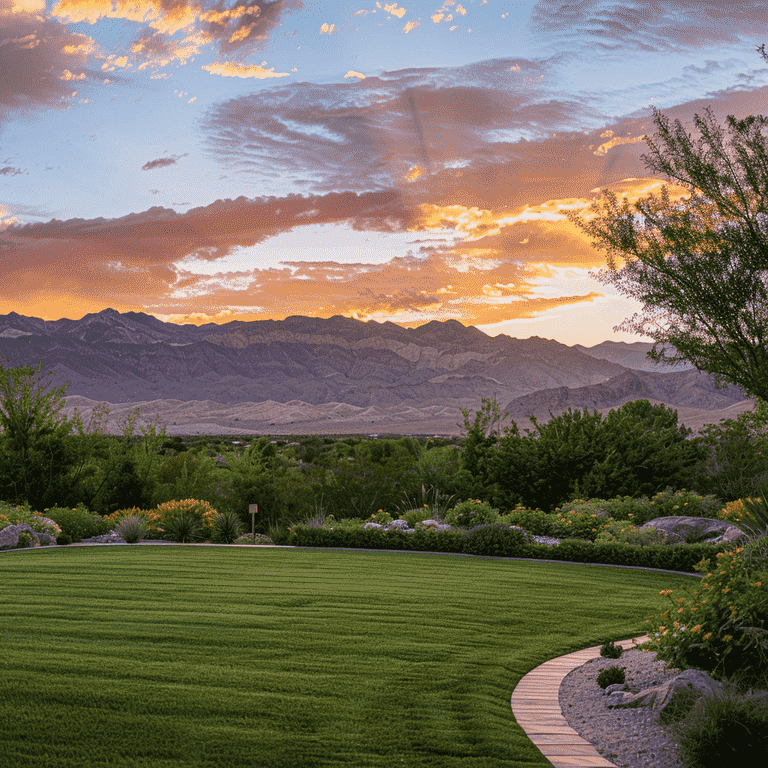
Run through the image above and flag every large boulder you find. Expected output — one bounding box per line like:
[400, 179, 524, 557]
[617, 668, 724, 724]
[639, 515, 746, 545]
[417, 519, 452, 531]
[0, 522, 56, 550]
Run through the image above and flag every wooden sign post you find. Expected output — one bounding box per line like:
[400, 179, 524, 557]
[249, 503, 258, 544]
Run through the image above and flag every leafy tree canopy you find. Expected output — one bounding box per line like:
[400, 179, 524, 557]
[571, 107, 768, 401]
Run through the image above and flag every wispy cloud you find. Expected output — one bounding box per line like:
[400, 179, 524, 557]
[529, 0, 768, 52]
[141, 154, 188, 171]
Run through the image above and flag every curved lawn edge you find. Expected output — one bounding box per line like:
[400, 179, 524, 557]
[0, 540, 705, 576]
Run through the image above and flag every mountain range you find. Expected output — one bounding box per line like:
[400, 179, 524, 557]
[0, 309, 753, 435]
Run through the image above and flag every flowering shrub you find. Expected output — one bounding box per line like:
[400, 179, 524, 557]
[368, 510, 393, 525]
[29, 515, 62, 538]
[106, 507, 163, 536]
[551, 502, 610, 540]
[718, 494, 768, 538]
[444, 499, 499, 529]
[641, 547, 768, 682]
[0, 501, 37, 531]
[154, 498, 218, 538]
[500, 507, 554, 536]
[641, 488, 723, 523]
[595, 519, 671, 547]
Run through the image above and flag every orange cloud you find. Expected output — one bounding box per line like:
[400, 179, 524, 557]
[50, 0, 300, 68]
[202, 60, 289, 78]
[383, 3, 405, 18]
[0, 10, 98, 113]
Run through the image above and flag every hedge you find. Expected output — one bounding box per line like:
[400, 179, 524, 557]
[285, 525, 725, 573]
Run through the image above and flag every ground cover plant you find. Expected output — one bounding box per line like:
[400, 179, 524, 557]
[0, 546, 681, 768]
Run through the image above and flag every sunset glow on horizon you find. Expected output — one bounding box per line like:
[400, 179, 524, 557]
[2, 1, 768, 346]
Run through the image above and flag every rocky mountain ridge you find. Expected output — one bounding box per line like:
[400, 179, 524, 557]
[0, 309, 754, 434]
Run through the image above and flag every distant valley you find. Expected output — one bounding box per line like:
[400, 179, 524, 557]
[0, 309, 753, 435]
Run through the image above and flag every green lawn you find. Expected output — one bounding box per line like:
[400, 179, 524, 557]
[0, 546, 693, 767]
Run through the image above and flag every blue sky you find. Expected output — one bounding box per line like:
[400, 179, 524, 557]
[2, 1, 768, 344]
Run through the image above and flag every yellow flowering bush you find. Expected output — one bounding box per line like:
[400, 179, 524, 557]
[444, 499, 499, 529]
[157, 499, 219, 530]
[594, 519, 670, 546]
[717, 494, 768, 538]
[106, 507, 163, 535]
[641, 546, 768, 682]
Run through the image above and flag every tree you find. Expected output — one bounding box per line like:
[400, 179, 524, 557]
[0, 360, 77, 508]
[571, 107, 768, 401]
[490, 401, 702, 511]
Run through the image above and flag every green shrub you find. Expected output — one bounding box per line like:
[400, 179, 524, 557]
[115, 516, 148, 544]
[400, 507, 434, 528]
[233, 533, 274, 545]
[0, 501, 34, 531]
[461, 523, 528, 558]
[600, 640, 623, 659]
[285, 525, 464, 554]
[163, 514, 205, 543]
[43, 504, 111, 542]
[552, 540, 723, 572]
[55, 533, 72, 546]
[15, 530, 36, 549]
[734, 491, 768, 538]
[500, 506, 554, 536]
[211, 510, 244, 544]
[672, 683, 768, 768]
[641, 547, 768, 682]
[595, 519, 671, 546]
[444, 499, 499, 529]
[550, 503, 610, 540]
[596, 666, 625, 689]
[641, 489, 723, 523]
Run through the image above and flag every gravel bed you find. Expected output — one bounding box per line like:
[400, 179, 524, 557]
[559, 648, 686, 768]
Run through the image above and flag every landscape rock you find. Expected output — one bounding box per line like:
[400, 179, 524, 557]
[605, 691, 627, 708]
[604, 683, 627, 694]
[363, 522, 384, 530]
[639, 515, 745, 545]
[385, 519, 410, 531]
[418, 519, 452, 531]
[0, 522, 50, 550]
[617, 668, 724, 724]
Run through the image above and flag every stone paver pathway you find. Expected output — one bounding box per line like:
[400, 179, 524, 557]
[511, 635, 650, 768]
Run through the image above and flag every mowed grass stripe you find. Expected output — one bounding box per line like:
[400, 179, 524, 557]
[0, 547, 691, 768]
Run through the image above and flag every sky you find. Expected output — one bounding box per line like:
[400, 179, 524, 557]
[1, 1, 768, 345]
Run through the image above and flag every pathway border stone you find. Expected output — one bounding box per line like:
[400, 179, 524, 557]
[511, 635, 651, 768]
